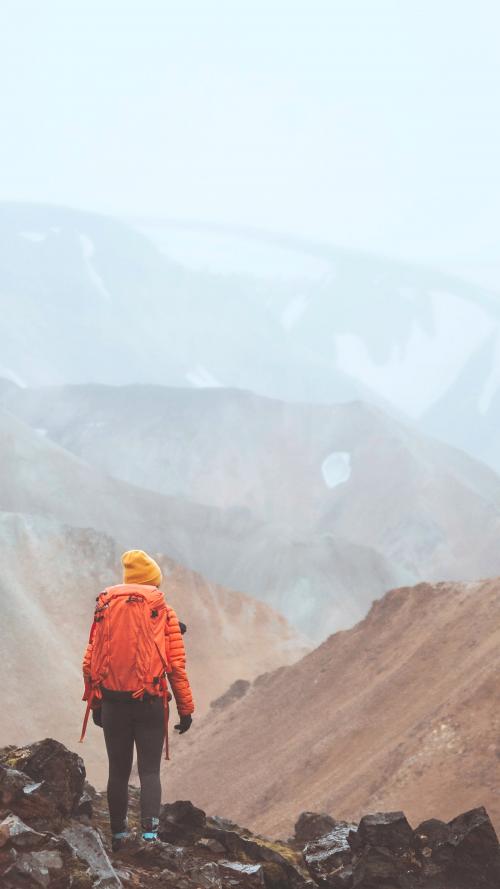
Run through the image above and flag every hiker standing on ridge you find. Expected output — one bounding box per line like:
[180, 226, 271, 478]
[81, 550, 194, 849]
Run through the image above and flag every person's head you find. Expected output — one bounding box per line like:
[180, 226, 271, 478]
[121, 550, 162, 587]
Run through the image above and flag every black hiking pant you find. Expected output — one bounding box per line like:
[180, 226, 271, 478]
[101, 695, 165, 833]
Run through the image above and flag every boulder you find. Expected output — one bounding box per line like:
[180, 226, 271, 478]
[351, 811, 413, 853]
[0, 739, 85, 818]
[159, 800, 207, 844]
[347, 811, 417, 888]
[294, 812, 338, 845]
[446, 807, 500, 888]
[303, 823, 356, 887]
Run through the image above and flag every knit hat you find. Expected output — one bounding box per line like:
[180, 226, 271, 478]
[121, 550, 162, 587]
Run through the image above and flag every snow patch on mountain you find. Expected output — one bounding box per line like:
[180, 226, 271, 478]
[186, 365, 223, 388]
[281, 294, 310, 331]
[78, 233, 112, 302]
[321, 451, 351, 488]
[335, 290, 495, 418]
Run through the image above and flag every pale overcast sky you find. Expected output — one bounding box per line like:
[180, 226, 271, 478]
[0, 1, 499, 282]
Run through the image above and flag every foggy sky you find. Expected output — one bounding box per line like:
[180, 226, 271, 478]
[1, 0, 499, 284]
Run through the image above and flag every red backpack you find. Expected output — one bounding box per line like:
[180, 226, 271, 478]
[80, 584, 172, 757]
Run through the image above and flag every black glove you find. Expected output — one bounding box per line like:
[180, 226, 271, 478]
[174, 714, 192, 734]
[92, 706, 103, 728]
[179, 621, 187, 635]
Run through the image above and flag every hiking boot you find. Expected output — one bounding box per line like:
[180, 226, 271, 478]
[111, 818, 129, 852]
[141, 816, 159, 842]
[111, 830, 130, 852]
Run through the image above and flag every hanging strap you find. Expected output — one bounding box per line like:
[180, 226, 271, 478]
[79, 688, 95, 744]
[154, 640, 171, 760]
[163, 687, 170, 760]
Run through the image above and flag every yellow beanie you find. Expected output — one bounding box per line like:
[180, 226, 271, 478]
[122, 550, 162, 587]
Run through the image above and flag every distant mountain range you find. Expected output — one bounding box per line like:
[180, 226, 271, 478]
[0, 401, 398, 640]
[1, 202, 500, 472]
[4, 384, 500, 641]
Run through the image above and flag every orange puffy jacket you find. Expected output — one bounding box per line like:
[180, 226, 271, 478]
[82, 585, 194, 717]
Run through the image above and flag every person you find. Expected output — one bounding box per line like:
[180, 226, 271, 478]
[81, 549, 194, 849]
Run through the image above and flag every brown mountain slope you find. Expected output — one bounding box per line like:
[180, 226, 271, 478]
[0, 511, 305, 786]
[164, 575, 500, 837]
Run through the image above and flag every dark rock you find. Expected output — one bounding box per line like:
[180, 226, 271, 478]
[205, 827, 308, 888]
[303, 823, 356, 887]
[448, 806, 499, 855]
[412, 818, 452, 851]
[446, 807, 500, 888]
[347, 807, 500, 888]
[348, 812, 417, 888]
[210, 679, 251, 712]
[0, 764, 59, 830]
[74, 790, 93, 820]
[159, 799, 207, 844]
[352, 811, 413, 853]
[219, 859, 266, 887]
[412, 817, 455, 872]
[0, 739, 85, 818]
[351, 843, 411, 887]
[0, 814, 47, 850]
[0, 764, 36, 807]
[295, 812, 338, 845]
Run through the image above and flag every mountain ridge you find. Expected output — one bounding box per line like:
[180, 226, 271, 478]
[163, 574, 500, 837]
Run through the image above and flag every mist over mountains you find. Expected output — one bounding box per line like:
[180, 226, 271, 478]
[5, 382, 500, 641]
[3, 200, 500, 641]
[2, 202, 500, 476]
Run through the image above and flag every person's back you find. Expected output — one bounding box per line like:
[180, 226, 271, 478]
[81, 550, 194, 848]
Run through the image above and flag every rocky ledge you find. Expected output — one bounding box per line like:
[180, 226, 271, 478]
[1, 739, 500, 888]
